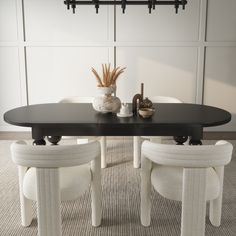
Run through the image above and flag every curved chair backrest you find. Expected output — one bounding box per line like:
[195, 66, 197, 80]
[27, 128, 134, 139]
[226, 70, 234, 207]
[60, 96, 93, 103]
[151, 96, 182, 103]
[142, 140, 233, 168]
[11, 141, 100, 168]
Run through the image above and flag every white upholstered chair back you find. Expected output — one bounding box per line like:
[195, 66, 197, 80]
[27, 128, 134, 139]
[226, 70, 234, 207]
[142, 140, 232, 168]
[59, 96, 94, 103]
[141, 140, 233, 236]
[59, 96, 107, 168]
[11, 141, 101, 236]
[150, 96, 182, 103]
[133, 95, 182, 168]
[11, 140, 100, 168]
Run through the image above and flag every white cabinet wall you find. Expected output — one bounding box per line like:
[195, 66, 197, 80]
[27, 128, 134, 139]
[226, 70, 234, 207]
[0, 47, 25, 131]
[116, 1, 200, 42]
[26, 47, 112, 104]
[24, 0, 111, 42]
[1, 0, 236, 131]
[116, 47, 198, 103]
[0, 0, 27, 131]
[204, 0, 236, 131]
[204, 47, 236, 131]
[0, 0, 18, 41]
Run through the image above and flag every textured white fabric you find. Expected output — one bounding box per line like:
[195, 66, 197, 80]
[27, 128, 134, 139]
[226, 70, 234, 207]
[150, 96, 182, 103]
[142, 140, 233, 167]
[59, 96, 94, 103]
[11, 140, 101, 234]
[23, 164, 91, 201]
[151, 165, 220, 201]
[11, 141, 100, 168]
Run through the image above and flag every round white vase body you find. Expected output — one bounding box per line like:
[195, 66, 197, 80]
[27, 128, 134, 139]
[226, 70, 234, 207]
[92, 87, 121, 113]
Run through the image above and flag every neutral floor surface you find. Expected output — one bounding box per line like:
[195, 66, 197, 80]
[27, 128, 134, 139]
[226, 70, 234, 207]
[0, 138, 236, 236]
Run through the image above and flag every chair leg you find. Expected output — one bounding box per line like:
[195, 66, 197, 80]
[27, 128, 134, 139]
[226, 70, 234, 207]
[91, 154, 102, 227]
[133, 136, 141, 168]
[141, 155, 152, 226]
[36, 168, 61, 236]
[100, 136, 107, 168]
[209, 167, 224, 227]
[18, 166, 33, 227]
[181, 168, 207, 236]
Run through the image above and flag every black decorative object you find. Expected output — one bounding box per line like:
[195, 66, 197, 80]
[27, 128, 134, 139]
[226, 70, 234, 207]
[140, 97, 153, 109]
[64, 0, 187, 14]
[132, 83, 144, 115]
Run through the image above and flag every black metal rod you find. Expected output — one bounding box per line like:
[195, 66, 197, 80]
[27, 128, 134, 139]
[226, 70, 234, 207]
[64, 0, 187, 6]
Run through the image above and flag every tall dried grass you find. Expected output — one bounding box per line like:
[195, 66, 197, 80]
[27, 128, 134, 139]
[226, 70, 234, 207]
[92, 64, 126, 87]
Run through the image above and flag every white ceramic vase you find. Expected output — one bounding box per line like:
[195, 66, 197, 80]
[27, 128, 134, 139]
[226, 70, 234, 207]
[92, 86, 121, 113]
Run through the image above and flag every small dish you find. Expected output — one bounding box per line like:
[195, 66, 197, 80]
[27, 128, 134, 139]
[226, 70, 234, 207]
[138, 108, 155, 118]
[117, 112, 133, 118]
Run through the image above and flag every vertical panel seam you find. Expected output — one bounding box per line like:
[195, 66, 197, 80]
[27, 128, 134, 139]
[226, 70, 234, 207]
[196, 0, 208, 104]
[114, 5, 116, 68]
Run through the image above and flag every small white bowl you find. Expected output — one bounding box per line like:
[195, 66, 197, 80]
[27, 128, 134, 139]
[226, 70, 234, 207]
[138, 108, 155, 118]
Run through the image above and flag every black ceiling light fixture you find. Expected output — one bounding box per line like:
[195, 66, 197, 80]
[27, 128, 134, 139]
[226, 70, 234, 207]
[64, 0, 187, 14]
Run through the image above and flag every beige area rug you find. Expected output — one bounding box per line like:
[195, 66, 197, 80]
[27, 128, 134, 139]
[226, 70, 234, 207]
[0, 139, 236, 236]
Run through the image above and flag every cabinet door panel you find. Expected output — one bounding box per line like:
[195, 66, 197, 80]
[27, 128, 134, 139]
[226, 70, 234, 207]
[116, 47, 198, 103]
[0, 0, 18, 41]
[0, 47, 23, 130]
[116, 0, 200, 42]
[26, 47, 110, 104]
[24, 0, 110, 42]
[207, 0, 236, 42]
[204, 47, 236, 131]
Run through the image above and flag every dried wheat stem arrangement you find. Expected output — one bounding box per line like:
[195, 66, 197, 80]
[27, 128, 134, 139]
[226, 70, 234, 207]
[92, 64, 126, 87]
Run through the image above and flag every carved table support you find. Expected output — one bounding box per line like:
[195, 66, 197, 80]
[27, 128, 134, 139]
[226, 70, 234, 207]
[47, 136, 62, 145]
[189, 139, 202, 145]
[174, 136, 188, 145]
[33, 138, 46, 146]
[188, 126, 203, 145]
[32, 128, 46, 146]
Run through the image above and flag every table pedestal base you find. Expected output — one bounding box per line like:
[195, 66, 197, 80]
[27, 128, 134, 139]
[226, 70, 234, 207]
[174, 136, 188, 145]
[189, 139, 202, 145]
[33, 139, 46, 145]
[47, 136, 62, 145]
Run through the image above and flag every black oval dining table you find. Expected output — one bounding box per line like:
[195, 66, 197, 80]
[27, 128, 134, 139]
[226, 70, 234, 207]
[4, 103, 231, 145]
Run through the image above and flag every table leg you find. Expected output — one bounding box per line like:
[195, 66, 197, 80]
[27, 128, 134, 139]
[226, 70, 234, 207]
[189, 126, 203, 145]
[133, 136, 141, 168]
[189, 139, 202, 145]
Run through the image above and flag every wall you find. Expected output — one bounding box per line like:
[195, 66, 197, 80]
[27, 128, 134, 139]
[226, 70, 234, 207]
[0, 0, 236, 131]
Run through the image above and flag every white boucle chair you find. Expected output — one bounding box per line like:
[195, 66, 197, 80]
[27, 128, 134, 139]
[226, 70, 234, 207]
[11, 141, 101, 236]
[133, 96, 182, 168]
[141, 140, 233, 236]
[60, 96, 107, 168]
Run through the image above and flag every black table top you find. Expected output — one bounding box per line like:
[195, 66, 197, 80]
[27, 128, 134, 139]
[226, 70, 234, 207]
[4, 103, 231, 138]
